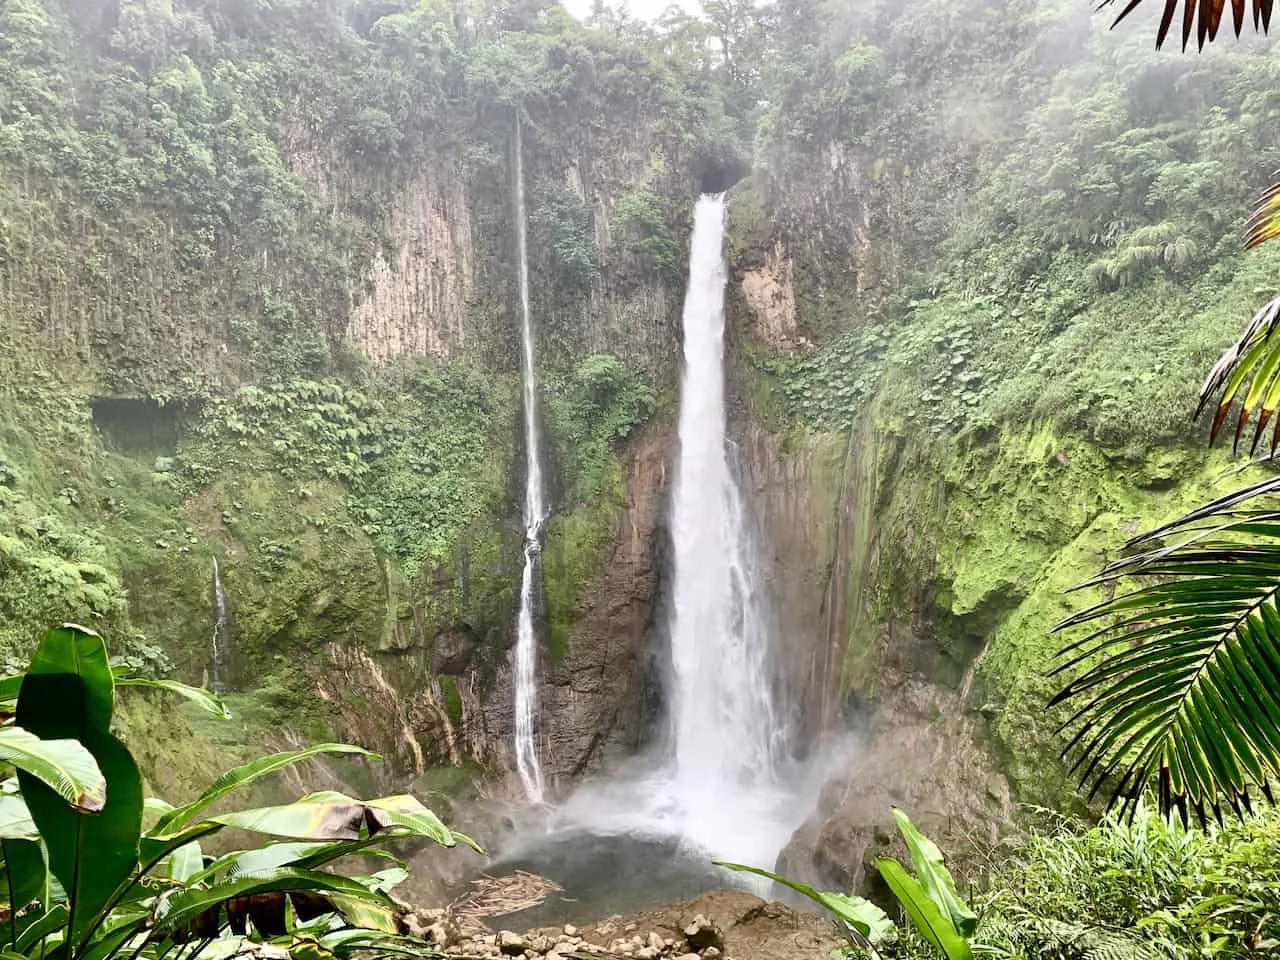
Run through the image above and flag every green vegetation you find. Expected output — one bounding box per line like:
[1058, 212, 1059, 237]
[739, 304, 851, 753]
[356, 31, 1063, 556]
[0, 624, 473, 960]
[613, 188, 682, 283]
[532, 179, 600, 295]
[720, 809, 976, 959]
[924, 805, 1280, 959]
[738, 804, 1280, 959]
[541, 354, 656, 655]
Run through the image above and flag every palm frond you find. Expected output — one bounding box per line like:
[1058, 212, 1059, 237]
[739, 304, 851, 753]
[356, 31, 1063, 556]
[1098, 0, 1273, 49]
[1195, 296, 1280, 457]
[1245, 174, 1280, 250]
[1050, 474, 1280, 821]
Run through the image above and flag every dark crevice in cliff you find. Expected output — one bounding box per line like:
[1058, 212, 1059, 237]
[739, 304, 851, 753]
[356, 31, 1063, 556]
[697, 157, 751, 195]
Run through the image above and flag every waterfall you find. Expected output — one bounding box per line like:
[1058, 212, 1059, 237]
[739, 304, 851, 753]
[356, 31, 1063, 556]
[548, 194, 806, 874]
[513, 117, 547, 803]
[668, 194, 780, 790]
[497, 194, 822, 908]
[210, 557, 229, 695]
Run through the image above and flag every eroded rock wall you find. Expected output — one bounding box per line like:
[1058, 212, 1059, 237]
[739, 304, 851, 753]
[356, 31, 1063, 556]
[482, 428, 673, 792]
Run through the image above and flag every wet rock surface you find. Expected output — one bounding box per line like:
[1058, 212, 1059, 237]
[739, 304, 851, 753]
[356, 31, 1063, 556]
[776, 677, 1014, 907]
[433, 890, 841, 960]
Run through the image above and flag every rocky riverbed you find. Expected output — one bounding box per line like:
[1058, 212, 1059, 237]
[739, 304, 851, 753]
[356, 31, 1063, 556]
[406, 890, 843, 960]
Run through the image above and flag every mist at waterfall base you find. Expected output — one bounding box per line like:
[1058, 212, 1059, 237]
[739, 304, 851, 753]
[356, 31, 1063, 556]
[474, 195, 837, 926]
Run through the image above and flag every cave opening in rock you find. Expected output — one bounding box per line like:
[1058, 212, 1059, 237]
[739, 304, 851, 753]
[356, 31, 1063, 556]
[90, 396, 198, 458]
[696, 156, 751, 195]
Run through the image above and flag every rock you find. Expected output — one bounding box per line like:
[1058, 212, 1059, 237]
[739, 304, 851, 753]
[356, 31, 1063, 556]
[563, 925, 579, 938]
[498, 931, 528, 956]
[402, 908, 460, 949]
[702, 949, 721, 958]
[636, 949, 659, 960]
[682, 915, 723, 953]
[624, 923, 638, 933]
[530, 936, 553, 953]
[646, 932, 664, 951]
[676, 955, 701, 960]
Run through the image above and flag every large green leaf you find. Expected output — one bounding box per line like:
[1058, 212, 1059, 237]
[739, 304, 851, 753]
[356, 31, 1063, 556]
[115, 677, 232, 720]
[363, 795, 467, 848]
[152, 868, 394, 934]
[137, 822, 224, 880]
[0, 795, 38, 841]
[0, 676, 22, 707]
[0, 727, 105, 814]
[23, 625, 114, 729]
[298, 929, 429, 960]
[210, 792, 466, 847]
[891, 809, 977, 937]
[167, 840, 204, 883]
[13, 906, 68, 953]
[325, 894, 400, 934]
[1051, 476, 1280, 820]
[15, 625, 144, 941]
[876, 858, 971, 960]
[714, 861, 895, 944]
[151, 745, 375, 837]
[191, 842, 333, 885]
[210, 793, 369, 841]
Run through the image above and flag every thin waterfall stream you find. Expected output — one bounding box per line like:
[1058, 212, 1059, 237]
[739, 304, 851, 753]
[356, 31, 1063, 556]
[512, 117, 547, 803]
[209, 557, 229, 695]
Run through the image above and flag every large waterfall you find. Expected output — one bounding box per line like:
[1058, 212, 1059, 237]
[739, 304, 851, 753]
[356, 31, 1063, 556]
[668, 194, 781, 801]
[513, 118, 547, 803]
[547, 195, 801, 872]
[479, 194, 817, 921]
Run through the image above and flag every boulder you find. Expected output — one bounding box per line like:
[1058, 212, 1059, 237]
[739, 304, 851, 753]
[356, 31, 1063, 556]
[498, 931, 528, 956]
[682, 915, 723, 953]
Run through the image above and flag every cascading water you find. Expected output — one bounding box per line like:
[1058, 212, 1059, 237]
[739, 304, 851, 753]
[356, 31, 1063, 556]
[667, 193, 784, 820]
[210, 557, 229, 695]
[472, 194, 823, 925]
[512, 117, 547, 803]
[546, 194, 807, 870]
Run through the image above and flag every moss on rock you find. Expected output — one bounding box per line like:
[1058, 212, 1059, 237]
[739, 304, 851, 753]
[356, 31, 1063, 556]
[848, 415, 1238, 807]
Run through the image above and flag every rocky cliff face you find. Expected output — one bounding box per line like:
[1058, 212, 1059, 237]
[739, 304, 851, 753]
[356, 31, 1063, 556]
[347, 167, 477, 362]
[492, 428, 673, 790]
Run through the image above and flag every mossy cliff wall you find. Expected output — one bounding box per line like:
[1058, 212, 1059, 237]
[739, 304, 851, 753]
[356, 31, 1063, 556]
[726, 180, 1250, 811]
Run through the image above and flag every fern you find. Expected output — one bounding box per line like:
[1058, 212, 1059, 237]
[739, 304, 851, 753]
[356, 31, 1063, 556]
[992, 914, 1163, 960]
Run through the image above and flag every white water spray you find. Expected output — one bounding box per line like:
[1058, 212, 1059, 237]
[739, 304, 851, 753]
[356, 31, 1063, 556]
[210, 557, 229, 695]
[513, 118, 547, 803]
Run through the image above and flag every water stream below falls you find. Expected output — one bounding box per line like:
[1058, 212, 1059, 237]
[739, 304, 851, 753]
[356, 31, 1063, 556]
[478, 194, 819, 924]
